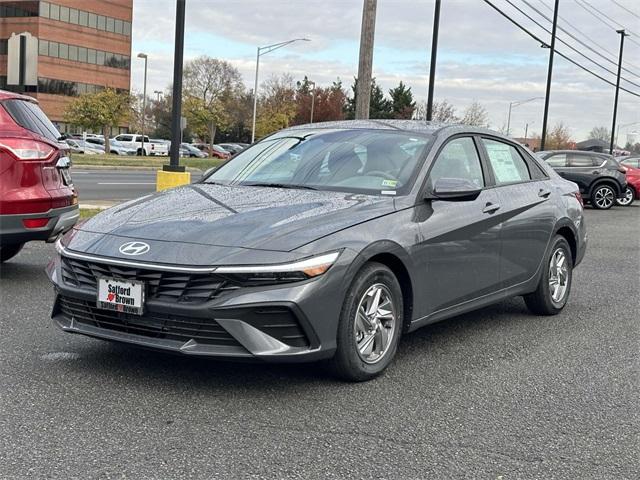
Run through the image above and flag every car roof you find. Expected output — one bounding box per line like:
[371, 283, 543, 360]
[0, 89, 39, 103]
[539, 149, 610, 157]
[281, 119, 504, 138]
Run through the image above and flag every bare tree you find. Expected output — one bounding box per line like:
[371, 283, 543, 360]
[461, 101, 489, 127]
[588, 126, 611, 143]
[414, 99, 458, 123]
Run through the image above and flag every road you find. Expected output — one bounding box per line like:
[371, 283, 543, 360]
[1, 206, 638, 479]
[71, 168, 202, 203]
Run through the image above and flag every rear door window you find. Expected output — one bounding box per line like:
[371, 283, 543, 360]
[568, 154, 597, 167]
[2, 99, 61, 142]
[482, 139, 531, 185]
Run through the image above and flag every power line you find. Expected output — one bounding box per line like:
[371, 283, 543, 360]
[505, 0, 640, 89]
[527, 0, 640, 77]
[573, 0, 640, 46]
[610, 0, 640, 21]
[482, 0, 640, 98]
[576, 0, 640, 49]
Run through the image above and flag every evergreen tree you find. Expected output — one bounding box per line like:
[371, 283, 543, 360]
[389, 81, 415, 119]
[345, 77, 392, 119]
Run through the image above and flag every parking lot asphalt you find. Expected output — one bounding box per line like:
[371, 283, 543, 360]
[72, 169, 202, 203]
[1, 206, 638, 479]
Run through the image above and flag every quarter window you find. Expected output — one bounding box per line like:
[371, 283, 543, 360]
[429, 137, 485, 188]
[482, 139, 531, 185]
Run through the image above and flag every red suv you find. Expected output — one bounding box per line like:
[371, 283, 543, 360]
[0, 90, 78, 263]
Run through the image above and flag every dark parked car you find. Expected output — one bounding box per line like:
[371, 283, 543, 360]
[0, 90, 78, 263]
[218, 143, 246, 155]
[49, 121, 587, 381]
[538, 150, 627, 210]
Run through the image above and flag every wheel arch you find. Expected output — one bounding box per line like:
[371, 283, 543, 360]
[588, 178, 621, 198]
[344, 241, 415, 333]
[554, 221, 577, 266]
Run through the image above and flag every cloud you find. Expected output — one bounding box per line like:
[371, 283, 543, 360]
[130, 0, 640, 139]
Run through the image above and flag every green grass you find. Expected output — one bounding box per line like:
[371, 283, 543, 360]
[71, 154, 223, 171]
[79, 208, 103, 219]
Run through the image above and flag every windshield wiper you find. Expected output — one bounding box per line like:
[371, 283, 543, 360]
[242, 182, 318, 190]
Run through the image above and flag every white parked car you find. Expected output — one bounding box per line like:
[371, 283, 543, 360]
[112, 134, 169, 156]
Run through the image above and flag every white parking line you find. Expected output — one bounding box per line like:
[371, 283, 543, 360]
[97, 182, 156, 185]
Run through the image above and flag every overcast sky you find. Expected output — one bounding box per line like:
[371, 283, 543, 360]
[130, 0, 640, 141]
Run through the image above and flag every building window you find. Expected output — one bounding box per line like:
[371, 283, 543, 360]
[37, 39, 130, 70]
[1, 1, 40, 17]
[39, 2, 131, 37]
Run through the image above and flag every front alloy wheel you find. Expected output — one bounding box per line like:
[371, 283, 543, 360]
[592, 185, 615, 209]
[615, 186, 635, 206]
[330, 262, 403, 381]
[354, 284, 397, 364]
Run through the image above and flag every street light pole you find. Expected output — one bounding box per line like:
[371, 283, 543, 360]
[506, 97, 543, 136]
[154, 90, 162, 102]
[540, 0, 559, 151]
[309, 81, 316, 124]
[610, 29, 628, 154]
[137, 53, 148, 156]
[250, 38, 310, 143]
[167, 0, 186, 170]
[426, 0, 441, 121]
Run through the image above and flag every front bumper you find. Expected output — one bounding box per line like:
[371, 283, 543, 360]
[0, 204, 79, 246]
[47, 249, 354, 362]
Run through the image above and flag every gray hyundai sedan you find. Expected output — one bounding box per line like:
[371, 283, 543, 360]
[48, 120, 587, 381]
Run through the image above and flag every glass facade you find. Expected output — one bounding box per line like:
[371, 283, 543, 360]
[39, 2, 132, 37]
[38, 39, 130, 70]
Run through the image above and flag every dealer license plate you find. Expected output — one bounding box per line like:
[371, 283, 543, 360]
[97, 277, 145, 315]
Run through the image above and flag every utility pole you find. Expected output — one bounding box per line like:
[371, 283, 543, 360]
[167, 0, 186, 170]
[610, 29, 628, 154]
[426, 0, 441, 121]
[540, 0, 559, 151]
[355, 0, 377, 120]
[309, 81, 316, 124]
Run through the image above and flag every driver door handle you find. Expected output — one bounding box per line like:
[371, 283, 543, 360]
[538, 188, 551, 198]
[483, 202, 500, 214]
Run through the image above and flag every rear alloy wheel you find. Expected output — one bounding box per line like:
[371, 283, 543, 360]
[524, 235, 573, 315]
[615, 186, 635, 207]
[591, 185, 616, 209]
[0, 243, 25, 263]
[329, 262, 403, 381]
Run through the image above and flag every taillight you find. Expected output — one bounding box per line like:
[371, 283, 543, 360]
[572, 191, 584, 207]
[0, 138, 55, 160]
[23, 218, 50, 228]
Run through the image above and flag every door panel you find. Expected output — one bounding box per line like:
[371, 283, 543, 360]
[415, 136, 502, 316]
[416, 190, 503, 314]
[494, 181, 556, 287]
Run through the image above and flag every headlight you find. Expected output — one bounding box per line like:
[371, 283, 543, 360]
[215, 251, 341, 278]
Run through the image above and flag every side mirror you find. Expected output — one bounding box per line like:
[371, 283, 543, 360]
[426, 177, 482, 201]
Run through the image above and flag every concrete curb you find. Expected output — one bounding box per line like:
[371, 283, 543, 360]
[72, 165, 203, 172]
[80, 202, 119, 209]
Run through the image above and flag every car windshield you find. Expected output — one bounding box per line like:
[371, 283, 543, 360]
[205, 129, 431, 195]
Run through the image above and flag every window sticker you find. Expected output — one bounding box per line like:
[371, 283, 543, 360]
[381, 179, 398, 188]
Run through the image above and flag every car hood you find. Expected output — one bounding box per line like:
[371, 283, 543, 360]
[76, 184, 396, 252]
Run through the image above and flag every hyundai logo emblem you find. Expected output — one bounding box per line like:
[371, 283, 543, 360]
[119, 241, 150, 256]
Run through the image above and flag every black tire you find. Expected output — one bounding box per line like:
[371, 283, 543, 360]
[328, 262, 403, 382]
[0, 243, 25, 263]
[615, 186, 635, 207]
[590, 184, 616, 210]
[524, 235, 573, 315]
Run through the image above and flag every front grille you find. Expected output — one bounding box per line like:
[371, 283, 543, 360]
[61, 256, 241, 304]
[58, 295, 243, 347]
[60, 256, 308, 305]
